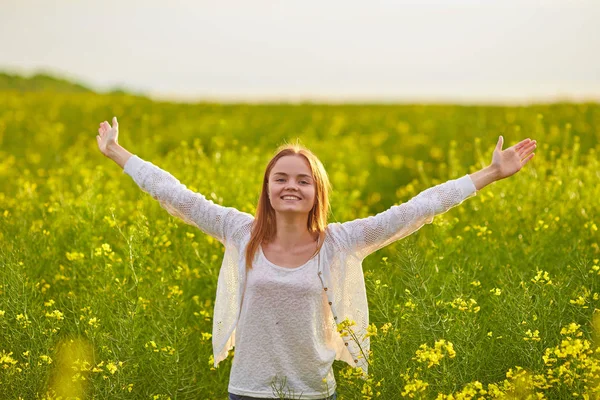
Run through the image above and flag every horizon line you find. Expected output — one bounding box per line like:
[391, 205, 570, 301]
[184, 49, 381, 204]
[3, 67, 600, 105]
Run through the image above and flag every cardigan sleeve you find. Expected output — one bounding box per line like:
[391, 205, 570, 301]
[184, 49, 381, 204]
[123, 155, 254, 245]
[335, 174, 477, 260]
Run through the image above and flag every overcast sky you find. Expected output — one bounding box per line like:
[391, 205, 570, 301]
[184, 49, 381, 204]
[1, 0, 598, 103]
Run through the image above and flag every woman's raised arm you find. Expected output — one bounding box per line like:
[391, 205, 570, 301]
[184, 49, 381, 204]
[334, 174, 477, 260]
[96, 117, 254, 245]
[333, 136, 537, 260]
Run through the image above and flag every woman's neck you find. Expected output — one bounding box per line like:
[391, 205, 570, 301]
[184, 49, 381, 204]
[268, 230, 318, 250]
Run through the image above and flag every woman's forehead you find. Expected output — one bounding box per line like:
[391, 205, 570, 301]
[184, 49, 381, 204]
[271, 155, 312, 175]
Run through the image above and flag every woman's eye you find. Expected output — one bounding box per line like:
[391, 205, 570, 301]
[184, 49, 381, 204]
[275, 178, 310, 184]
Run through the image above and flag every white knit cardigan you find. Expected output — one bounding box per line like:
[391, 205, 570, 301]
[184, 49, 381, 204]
[123, 154, 478, 378]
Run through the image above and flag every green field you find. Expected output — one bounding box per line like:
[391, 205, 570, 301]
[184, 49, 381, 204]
[1, 86, 599, 399]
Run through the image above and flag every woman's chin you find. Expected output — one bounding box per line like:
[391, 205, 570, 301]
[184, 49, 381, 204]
[274, 206, 309, 214]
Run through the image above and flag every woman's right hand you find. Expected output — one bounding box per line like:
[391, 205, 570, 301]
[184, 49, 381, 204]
[97, 116, 119, 157]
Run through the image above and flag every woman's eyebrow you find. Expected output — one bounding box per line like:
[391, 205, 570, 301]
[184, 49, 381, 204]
[273, 172, 313, 179]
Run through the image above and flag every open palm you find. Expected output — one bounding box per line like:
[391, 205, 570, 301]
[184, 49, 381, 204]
[491, 136, 537, 180]
[97, 117, 119, 156]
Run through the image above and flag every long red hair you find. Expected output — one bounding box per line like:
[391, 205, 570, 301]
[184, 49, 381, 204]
[245, 143, 332, 270]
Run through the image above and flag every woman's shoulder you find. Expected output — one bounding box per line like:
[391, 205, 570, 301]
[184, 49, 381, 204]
[324, 222, 353, 254]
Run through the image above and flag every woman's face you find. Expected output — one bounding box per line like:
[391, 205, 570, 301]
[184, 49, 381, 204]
[267, 155, 316, 215]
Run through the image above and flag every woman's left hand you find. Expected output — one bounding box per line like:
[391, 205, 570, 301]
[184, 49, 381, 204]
[491, 136, 537, 180]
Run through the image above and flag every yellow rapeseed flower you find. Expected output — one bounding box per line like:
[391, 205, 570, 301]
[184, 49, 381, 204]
[448, 297, 480, 313]
[66, 251, 85, 261]
[570, 294, 588, 307]
[0, 351, 18, 365]
[531, 269, 553, 285]
[560, 322, 582, 337]
[45, 309, 65, 321]
[103, 215, 116, 228]
[413, 339, 456, 368]
[16, 313, 31, 328]
[523, 329, 541, 342]
[400, 370, 429, 398]
[336, 318, 357, 335]
[39, 355, 53, 365]
[167, 285, 183, 298]
[404, 300, 416, 311]
[106, 362, 118, 374]
[365, 323, 378, 338]
[380, 322, 392, 335]
[145, 341, 159, 352]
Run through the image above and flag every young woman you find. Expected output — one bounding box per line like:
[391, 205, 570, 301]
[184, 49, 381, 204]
[97, 116, 536, 399]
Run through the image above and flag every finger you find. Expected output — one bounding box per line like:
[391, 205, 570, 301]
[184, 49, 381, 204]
[113, 116, 118, 127]
[526, 141, 537, 151]
[522, 153, 535, 165]
[519, 142, 536, 155]
[496, 135, 503, 150]
[515, 138, 532, 151]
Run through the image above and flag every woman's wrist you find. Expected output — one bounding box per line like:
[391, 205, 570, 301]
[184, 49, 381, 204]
[468, 165, 501, 191]
[106, 143, 133, 169]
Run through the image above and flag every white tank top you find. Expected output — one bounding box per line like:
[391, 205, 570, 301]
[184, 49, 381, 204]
[227, 242, 338, 399]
